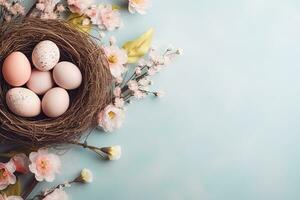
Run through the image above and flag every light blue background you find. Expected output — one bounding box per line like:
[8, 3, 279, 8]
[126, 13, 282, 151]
[24, 0, 300, 199]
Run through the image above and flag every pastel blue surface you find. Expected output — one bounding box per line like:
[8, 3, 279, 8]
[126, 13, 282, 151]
[23, 0, 300, 199]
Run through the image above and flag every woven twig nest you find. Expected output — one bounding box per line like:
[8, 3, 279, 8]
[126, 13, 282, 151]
[0, 18, 112, 147]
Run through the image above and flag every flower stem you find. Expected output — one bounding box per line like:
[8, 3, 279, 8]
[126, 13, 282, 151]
[68, 141, 106, 158]
[26, 1, 37, 17]
[22, 177, 39, 200]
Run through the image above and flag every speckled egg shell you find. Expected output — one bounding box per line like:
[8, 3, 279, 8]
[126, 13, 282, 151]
[6, 87, 41, 117]
[32, 40, 60, 71]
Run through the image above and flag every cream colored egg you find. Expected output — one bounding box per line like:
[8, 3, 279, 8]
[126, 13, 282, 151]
[42, 87, 70, 118]
[53, 61, 82, 90]
[6, 88, 41, 117]
[32, 40, 60, 71]
[26, 69, 54, 95]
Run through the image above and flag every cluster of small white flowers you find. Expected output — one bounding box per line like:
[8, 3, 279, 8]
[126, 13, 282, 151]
[124, 47, 182, 100]
[67, 1, 122, 31]
[33, 0, 65, 20]
[40, 168, 94, 200]
[99, 45, 179, 131]
[0, 0, 25, 22]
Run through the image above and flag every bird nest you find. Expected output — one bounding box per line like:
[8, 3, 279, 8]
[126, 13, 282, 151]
[0, 18, 112, 147]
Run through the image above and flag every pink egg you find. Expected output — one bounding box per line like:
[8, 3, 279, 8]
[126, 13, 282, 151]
[53, 61, 82, 90]
[26, 69, 54, 95]
[2, 52, 32, 86]
[6, 88, 41, 117]
[42, 87, 70, 118]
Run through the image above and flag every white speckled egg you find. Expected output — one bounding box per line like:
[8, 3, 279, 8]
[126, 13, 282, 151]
[42, 87, 70, 118]
[32, 40, 60, 71]
[53, 61, 82, 90]
[6, 88, 41, 117]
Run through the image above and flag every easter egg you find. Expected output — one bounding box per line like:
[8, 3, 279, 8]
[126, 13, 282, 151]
[26, 69, 54, 95]
[53, 61, 82, 90]
[6, 87, 41, 117]
[42, 87, 69, 118]
[32, 40, 60, 71]
[2, 52, 32, 86]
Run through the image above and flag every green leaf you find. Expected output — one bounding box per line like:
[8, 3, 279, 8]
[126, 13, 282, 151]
[123, 28, 154, 63]
[1, 180, 21, 196]
[67, 13, 92, 33]
[112, 4, 121, 10]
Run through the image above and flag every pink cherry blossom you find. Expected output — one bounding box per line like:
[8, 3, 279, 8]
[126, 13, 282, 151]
[67, 0, 94, 14]
[2, 1, 10, 10]
[0, 161, 16, 190]
[82, 18, 90, 26]
[11, 153, 30, 174]
[138, 77, 151, 86]
[133, 90, 146, 99]
[0, 0, 6, 6]
[128, 0, 151, 15]
[135, 67, 142, 75]
[100, 5, 122, 31]
[35, 0, 62, 19]
[113, 86, 121, 97]
[104, 45, 127, 79]
[155, 90, 165, 97]
[56, 4, 65, 12]
[147, 67, 158, 76]
[43, 189, 68, 200]
[4, 15, 12, 22]
[97, 104, 125, 132]
[109, 36, 117, 45]
[38, 0, 59, 13]
[29, 149, 61, 182]
[114, 97, 125, 108]
[0, 194, 23, 200]
[9, 3, 25, 15]
[87, 5, 122, 31]
[40, 12, 58, 20]
[127, 80, 139, 91]
[149, 49, 165, 66]
[36, 3, 45, 11]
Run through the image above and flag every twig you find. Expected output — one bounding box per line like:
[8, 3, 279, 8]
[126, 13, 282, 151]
[26, 1, 37, 18]
[22, 177, 39, 200]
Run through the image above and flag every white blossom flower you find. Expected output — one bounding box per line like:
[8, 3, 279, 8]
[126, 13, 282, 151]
[155, 91, 165, 97]
[133, 90, 146, 99]
[100, 145, 122, 160]
[67, 0, 94, 14]
[97, 104, 125, 132]
[127, 80, 139, 91]
[80, 168, 93, 183]
[104, 45, 127, 79]
[0, 194, 23, 200]
[43, 189, 68, 200]
[86, 5, 122, 31]
[29, 149, 61, 182]
[114, 98, 125, 108]
[128, 0, 151, 15]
